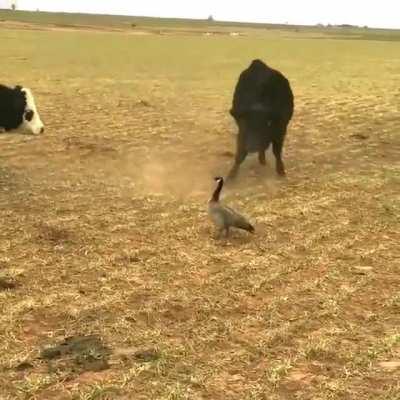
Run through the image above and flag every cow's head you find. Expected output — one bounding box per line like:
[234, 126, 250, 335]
[15, 86, 44, 135]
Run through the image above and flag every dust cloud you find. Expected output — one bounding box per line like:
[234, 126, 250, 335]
[112, 147, 281, 202]
[115, 149, 222, 201]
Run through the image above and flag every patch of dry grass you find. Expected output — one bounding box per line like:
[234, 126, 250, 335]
[0, 19, 399, 400]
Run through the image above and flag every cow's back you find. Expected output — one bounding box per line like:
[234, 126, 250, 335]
[232, 59, 294, 123]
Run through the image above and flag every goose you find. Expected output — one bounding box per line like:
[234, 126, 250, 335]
[208, 176, 255, 238]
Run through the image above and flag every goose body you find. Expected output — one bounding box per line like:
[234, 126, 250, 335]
[208, 177, 255, 237]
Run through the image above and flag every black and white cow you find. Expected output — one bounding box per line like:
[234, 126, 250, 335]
[227, 59, 294, 179]
[0, 84, 44, 135]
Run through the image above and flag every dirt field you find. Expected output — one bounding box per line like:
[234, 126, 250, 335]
[0, 13, 399, 400]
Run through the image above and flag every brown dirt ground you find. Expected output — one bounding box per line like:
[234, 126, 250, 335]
[0, 26, 399, 400]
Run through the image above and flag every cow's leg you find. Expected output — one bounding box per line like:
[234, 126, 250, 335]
[258, 150, 266, 165]
[227, 138, 248, 180]
[272, 134, 286, 177]
[258, 142, 271, 166]
[215, 227, 224, 239]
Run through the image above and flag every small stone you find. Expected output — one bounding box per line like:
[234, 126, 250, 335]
[350, 133, 369, 140]
[378, 361, 400, 370]
[353, 266, 373, 274]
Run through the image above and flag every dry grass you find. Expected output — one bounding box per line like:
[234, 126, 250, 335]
[0, 16, 399, 400]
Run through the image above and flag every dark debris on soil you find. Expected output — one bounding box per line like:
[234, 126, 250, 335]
[39, 335, 111, 373]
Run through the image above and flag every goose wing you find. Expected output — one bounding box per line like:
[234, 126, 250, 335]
[221, 205, 255, 232]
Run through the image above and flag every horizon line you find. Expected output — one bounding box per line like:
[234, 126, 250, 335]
[0, 8, 399, 30]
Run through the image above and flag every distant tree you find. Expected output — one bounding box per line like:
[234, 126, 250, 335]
[11, 4, 16, 11]
[338, 24, 357, 28]
[207, 15, 214, 22]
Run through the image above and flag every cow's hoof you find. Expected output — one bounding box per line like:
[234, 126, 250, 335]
[276, 165, 286, 177]
[277, 172, 286, 179]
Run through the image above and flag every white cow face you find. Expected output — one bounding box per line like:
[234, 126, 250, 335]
[20, 87, 44, 135]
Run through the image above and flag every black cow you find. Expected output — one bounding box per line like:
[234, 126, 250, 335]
[227, 59, 294, 179]
[0, 84, 44, 135]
